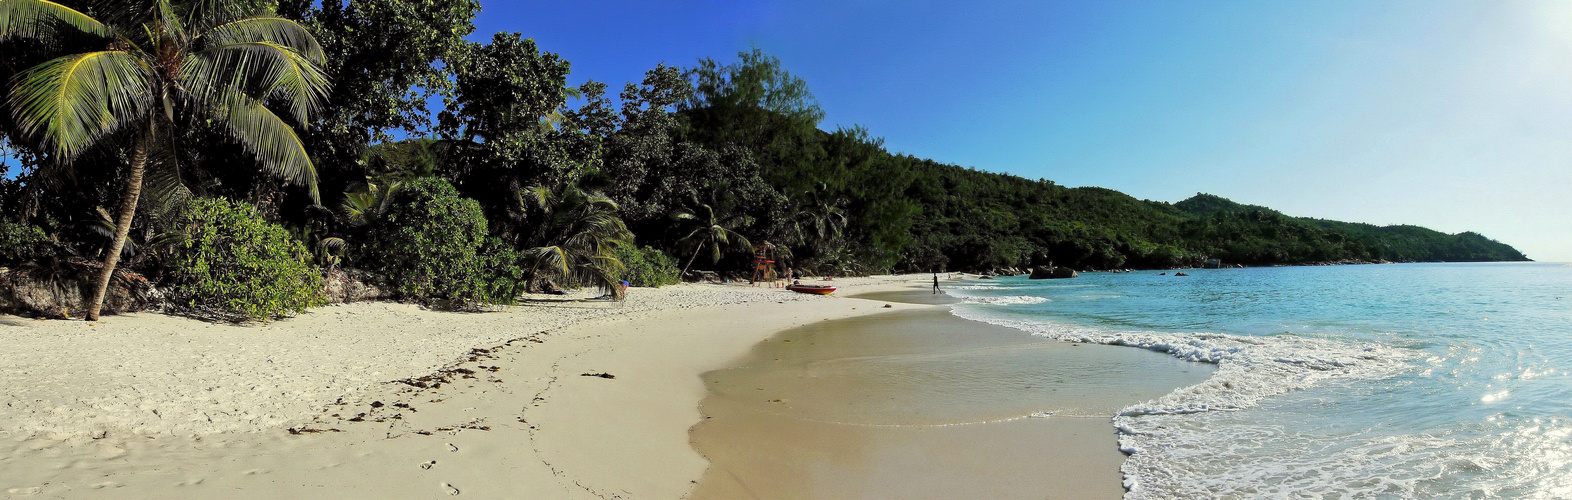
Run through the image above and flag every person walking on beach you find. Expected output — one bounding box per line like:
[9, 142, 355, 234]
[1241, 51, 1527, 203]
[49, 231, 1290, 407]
[933, 273, 941, 294]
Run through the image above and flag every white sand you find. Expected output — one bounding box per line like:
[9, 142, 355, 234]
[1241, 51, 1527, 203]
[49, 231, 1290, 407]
[0, 276, 930, 498]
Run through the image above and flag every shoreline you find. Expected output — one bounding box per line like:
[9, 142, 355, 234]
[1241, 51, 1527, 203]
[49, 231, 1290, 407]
[688, 289, 1210, 499]
[0, 274, 1207, 498]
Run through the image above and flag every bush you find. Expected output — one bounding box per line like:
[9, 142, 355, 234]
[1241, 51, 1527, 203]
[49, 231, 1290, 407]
[165, 198, 325, 321]
[360, 178, 519, 306]
[480, 237, 528, 302]
[615, 245, 681, 287]
[0, 220, 50, 266]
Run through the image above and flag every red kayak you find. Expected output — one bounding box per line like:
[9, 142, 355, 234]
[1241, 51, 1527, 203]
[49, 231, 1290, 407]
[786, 284, 837, 295]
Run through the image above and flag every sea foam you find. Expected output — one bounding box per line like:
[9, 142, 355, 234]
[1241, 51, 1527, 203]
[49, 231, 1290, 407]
[965, 295, 1050, 306]
[948, 306, 1415, 498]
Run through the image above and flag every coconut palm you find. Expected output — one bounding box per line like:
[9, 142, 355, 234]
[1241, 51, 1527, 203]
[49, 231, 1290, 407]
[340, 176, 404, 228]
[675, 202, 752, 276]
[1, 0, 329, 320]
[538, 84, 581, 132]
[520, 181, 633, 299]
[791, 182, 848, 252]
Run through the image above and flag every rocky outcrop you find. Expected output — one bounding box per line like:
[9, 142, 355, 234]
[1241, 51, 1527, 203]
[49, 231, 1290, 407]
[321, 268, 387, 304]
[1029, 266, 1078, 279]
[0, 263, 161, 319]
[684, 270, 722, 283]
[983, 267, 1025, 277]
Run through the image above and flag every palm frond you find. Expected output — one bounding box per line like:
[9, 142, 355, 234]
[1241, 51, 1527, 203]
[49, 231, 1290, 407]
[89, 205, 115, 236]
[142, 146, 192, 216]
[83, 205, 134, 258]
[585, 191, 619, 212]
[145, 228, 185, 251]
[154, 0, 185, 43]
[524, 245, 572, 281]
[184, 40, 328, 124]
[376, 179, 404, 217]
[178, 0, 268, 32]
[680, 225, 709, 243]
[198, 16, 322, 62]
[9, 50, 149, 160]
[317, 236, 345, 253]
[577, 256, 623, 299]
[340, 191, 374, 226]
[0, 0, 114, 41]
[317, 236, 345, 267]
[340, 180, 394, 227]
[563, 214, 630, 253]
[723, 227, 752, 251]
[521, 184, 552, 212]
[210, 92, 319, 202]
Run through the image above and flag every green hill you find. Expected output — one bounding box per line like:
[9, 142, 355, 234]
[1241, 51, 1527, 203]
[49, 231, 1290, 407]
[859, 156, 1527, 271]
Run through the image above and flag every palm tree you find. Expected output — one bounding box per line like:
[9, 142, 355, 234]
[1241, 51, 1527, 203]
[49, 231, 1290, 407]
[791, 182, 848, 252]
[340, 176, 404, 228]
[520, 181, 634, 299]
[1, 0, 329, 320]
[538, 84, 581, 132]
[675, 202, 752, 276]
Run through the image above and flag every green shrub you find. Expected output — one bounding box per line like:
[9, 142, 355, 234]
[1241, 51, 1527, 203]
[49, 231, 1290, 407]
[615, 245, 681, 287]
[480, 237, 528, 302]
[360, 178, 520, 306]
[165, 198, 325, 321]
[0, 220, 49, 266]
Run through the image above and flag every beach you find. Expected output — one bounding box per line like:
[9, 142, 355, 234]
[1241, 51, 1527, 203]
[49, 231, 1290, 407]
[1, 275, 1204, 499]
[688, 304, 1210, 499]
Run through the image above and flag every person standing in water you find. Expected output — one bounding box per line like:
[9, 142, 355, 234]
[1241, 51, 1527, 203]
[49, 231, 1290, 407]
[933, 273, 941, 294]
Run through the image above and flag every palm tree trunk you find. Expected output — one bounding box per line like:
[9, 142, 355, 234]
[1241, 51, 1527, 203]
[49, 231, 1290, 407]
[86, 133, 150, 321]
[681, 240, 707, 276]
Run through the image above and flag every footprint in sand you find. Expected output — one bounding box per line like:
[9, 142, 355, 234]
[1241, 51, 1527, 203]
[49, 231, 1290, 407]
[441, 482, 460, 495]
[421, 460, 436, 470]
[6, 486, 42, 496]
[447, 443, 459, 452]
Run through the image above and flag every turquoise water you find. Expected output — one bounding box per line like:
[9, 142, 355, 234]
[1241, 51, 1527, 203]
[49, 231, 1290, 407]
[946, 262, 1572, 499]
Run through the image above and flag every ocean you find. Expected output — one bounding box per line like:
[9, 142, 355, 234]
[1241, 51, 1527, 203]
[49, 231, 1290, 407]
[945, 262, 1572, 499]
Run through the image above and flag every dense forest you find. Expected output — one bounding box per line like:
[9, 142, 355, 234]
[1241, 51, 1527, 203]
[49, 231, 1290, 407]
[0, 0, 1526, 320]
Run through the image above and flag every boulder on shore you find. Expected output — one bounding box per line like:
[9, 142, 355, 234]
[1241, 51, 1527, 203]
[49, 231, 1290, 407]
[1029, 266, 1078, 279]
[321, 268, 386, 304]
[0, 263, 161, 318]
[684, 270, 722, 283]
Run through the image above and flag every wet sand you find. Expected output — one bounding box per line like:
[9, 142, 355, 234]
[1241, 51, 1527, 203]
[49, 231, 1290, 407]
[849, 289, 961, 305]
[689, 298, 1212, 499]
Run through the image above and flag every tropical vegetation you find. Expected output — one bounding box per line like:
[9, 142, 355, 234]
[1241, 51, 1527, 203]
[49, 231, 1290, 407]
[163, 197, 324, 321]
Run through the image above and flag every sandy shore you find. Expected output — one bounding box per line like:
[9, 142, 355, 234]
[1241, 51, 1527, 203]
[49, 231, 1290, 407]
[1, 274, 1207, 499]
[687, 302, 1211, 499]
[0, 276, 928, 498]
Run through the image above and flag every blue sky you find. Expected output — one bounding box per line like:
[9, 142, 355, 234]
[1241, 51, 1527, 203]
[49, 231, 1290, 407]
[471, 0, 1572, 261]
